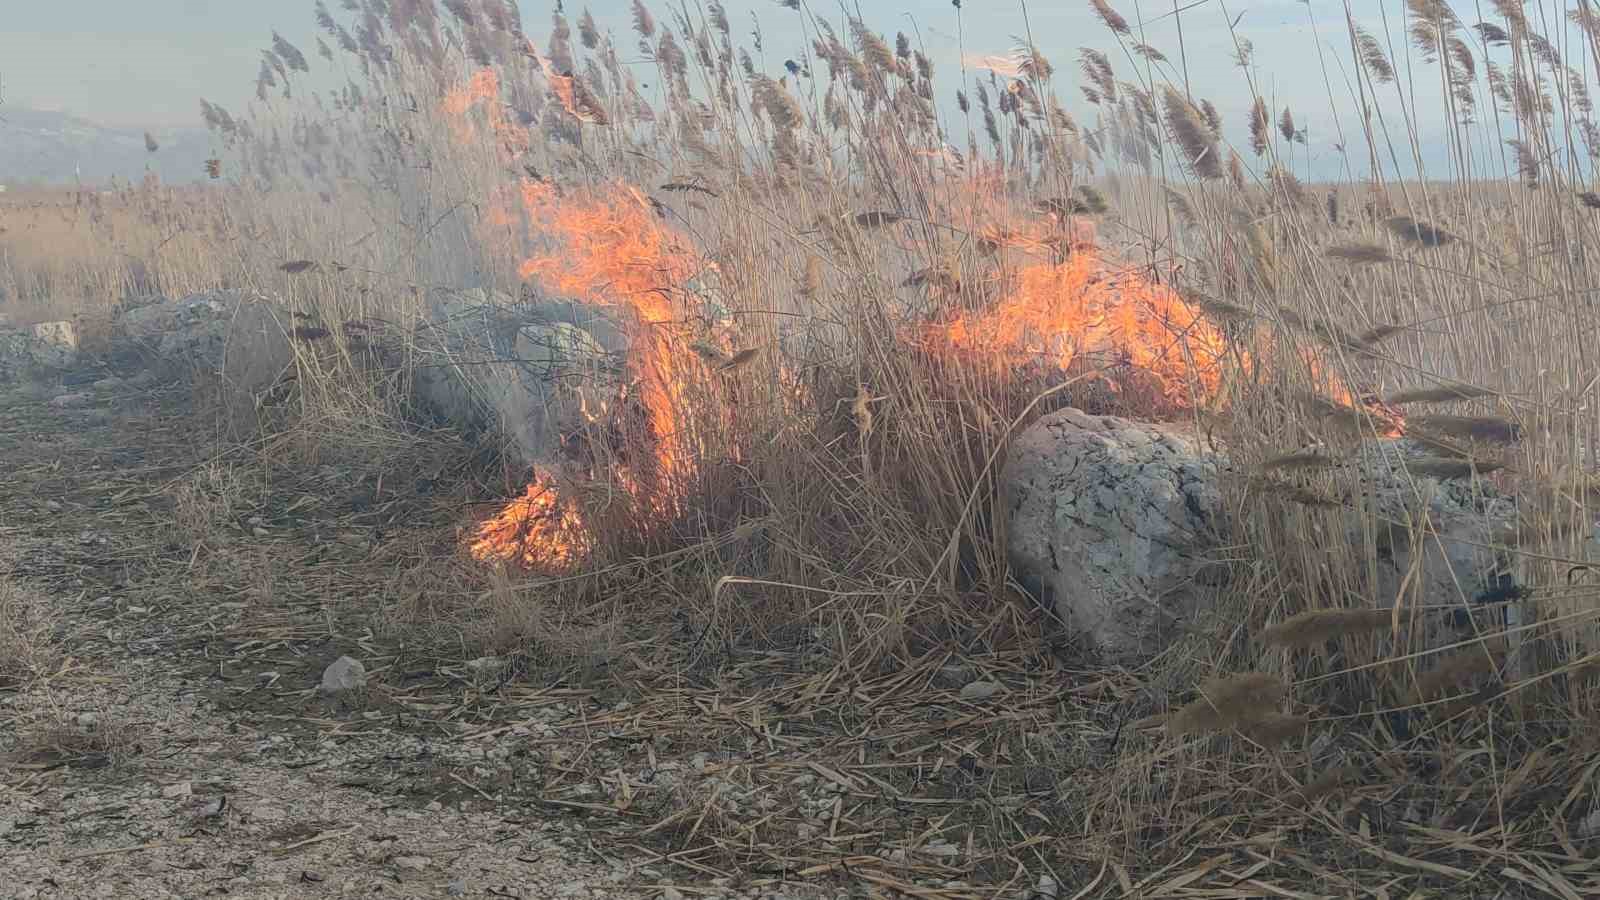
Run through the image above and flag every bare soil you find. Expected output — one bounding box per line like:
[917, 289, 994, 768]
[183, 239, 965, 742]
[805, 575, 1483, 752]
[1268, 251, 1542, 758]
[0, 371, 689, 900]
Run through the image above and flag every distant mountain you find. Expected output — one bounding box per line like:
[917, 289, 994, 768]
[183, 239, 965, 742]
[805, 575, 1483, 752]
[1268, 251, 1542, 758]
[0, 107, 216, 187]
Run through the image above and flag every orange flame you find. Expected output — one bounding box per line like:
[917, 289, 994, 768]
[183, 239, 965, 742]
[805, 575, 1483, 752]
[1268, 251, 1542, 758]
[935, 251, 1233, 404]
[465, 178, 706, 567]
[469, 473, 593, 570]
[442, 68, 528, 159]
[515, 178, 702, 492]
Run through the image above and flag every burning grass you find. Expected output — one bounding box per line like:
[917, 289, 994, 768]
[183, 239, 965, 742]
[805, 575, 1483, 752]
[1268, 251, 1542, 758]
[7, 0, 1600, 893]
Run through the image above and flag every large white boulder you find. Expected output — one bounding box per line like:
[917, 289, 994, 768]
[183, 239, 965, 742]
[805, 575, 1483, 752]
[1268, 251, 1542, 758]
[1002, 408, 1550, 665]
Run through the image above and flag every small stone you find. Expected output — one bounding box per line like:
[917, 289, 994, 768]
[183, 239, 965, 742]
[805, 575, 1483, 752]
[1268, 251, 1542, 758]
[320, 655, 367, 693]
[48, 391, 91, 408]
[446, 879, 467, 896]
[1034, 873, 1061, 899]
[465, 656, 505, 674]
[92, 376, 124, 391]
[392, 855, 432, 871]
[252, 527, 269, 537]
[959, 680, 1001, 700]
[162, 781, 193, 799]
[426, 800, 443, 812]
[76, 712, 99, 728]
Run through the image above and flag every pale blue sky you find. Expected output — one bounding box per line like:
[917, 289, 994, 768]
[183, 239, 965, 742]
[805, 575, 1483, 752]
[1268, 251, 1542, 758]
[0, 1, 1526, 177]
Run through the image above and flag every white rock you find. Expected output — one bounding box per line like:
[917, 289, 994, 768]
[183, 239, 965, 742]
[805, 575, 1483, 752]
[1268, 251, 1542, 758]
[320, 655, 367, 693]
[1003, 407, 1567, 664]
[959, 680, 1001, 700]
[162, 781, 193, 799]
[48, 391, 91, 408]
[392, 855, 432, 871]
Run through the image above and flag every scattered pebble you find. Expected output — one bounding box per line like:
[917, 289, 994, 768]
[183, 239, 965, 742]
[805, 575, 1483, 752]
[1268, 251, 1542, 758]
[959, 680, 1001, 700]
[320, 655, 367, 694]
[47, 391, 91, 408]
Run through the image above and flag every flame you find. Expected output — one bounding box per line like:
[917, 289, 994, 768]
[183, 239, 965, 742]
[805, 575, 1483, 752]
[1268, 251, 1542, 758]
[442, 65, 713, 570]
[442, 68, 529, 159]
[933, 251, 1233, 404]
[469, 474, 592, 570]
[465, 177, 707, 568]
[514, 178, 702, 492]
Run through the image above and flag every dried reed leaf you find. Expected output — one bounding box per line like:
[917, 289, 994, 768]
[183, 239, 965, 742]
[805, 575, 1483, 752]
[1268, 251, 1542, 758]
[1194, 295, 1254, 324]
[1407, 414, 1522, 444]
[1262, 608, 1395, 648]
[1169, 673, 1286, 736]
[1076, 186, 1110, 214]
[1325, 243, 1393, 264]
[688, 340, 726, 364]
[1384, 384, 1494, 404]
[1385, 215, 1457, 247]
[660, 182, 720, 197]
[719, 348, 759, 371]
[1357, 324, 1405, 346]
[902, 267, 959, 292]
[853, 211, 906, 229]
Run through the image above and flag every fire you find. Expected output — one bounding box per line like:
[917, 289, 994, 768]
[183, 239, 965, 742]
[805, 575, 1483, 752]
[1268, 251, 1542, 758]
[466, 177, 707, 569]
[514, 178, 703, 495]
[934, 251, 1233, 404]
[441, 68, 528, 159]
[439, 65, 712, 571]
[469, 474, 593, 569]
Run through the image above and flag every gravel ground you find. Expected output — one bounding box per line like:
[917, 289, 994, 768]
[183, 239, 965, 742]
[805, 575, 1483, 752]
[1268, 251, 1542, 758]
[0, 369, 850, 900]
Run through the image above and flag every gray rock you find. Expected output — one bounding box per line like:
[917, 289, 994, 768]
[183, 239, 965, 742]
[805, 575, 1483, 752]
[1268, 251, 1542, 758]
[117, 291, 294, 419]
[1002, 407, 1559, 664]
[392, 855, 431, 871]
[320, 656, 367, 694]
[47, 391, 91, 409]
[1004, 409, 1227, 664]
[410, 293, 625, 465]
[958, 680, 1001, 700]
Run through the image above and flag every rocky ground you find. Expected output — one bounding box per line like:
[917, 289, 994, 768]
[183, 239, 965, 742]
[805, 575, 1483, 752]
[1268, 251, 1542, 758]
[0, 369, 682, 899]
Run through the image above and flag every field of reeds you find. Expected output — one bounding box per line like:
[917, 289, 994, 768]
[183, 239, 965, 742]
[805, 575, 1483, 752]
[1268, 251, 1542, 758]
[6, 0, 1600, 894]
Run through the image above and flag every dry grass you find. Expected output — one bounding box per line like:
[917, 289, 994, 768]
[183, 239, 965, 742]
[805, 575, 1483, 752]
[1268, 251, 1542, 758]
[4, 0, 1600, 893]
[0, 555, 58, 687]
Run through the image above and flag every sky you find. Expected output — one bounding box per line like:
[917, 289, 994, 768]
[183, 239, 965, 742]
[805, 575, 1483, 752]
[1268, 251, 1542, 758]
[0, 1, 1539, 178]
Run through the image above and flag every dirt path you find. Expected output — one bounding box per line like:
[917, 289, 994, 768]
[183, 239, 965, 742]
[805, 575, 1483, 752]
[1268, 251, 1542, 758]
[0, 375, 690, 900]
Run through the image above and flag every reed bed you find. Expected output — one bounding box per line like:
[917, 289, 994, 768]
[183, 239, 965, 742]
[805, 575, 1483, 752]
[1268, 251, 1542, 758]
[5, 0, 1600, 893]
